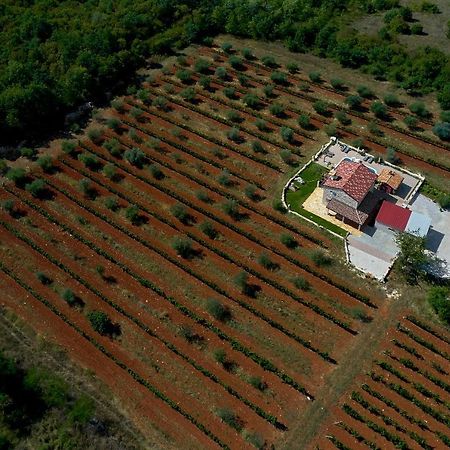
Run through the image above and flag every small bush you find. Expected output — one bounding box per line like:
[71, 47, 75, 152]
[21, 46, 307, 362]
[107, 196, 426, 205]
[62, 288, 77, 307]
[124, 148, 145, 167]
[251, 141, 265, 153]
[272, 199, 287, 213]
[130, 107, 144, 121]
[137, 89, 150, 104]
[255, 119, 267, 131]
[280, 233, 297, 248]
[223, 86, 236, 99]
[345, 95, 363, 110]
[280, 149, 293, 164]
[270, 71, 287, 85]
[200, 221, 218, 239]
[297, 113, 311, 129]
[194, 58, 210, 74]
[335, 111, 351, 125]
[386, 147, 400, 163]
[2, 199, 15, 215]
[280, 127, 294, 143]
[311, 250, 332, 266]
[62, 140, 77, 155]
[125, 205, 140, 224]
[148, 163, 164, 180]
[411, 23, 423, 35]
[216, 408, 243, 431]
[111, 98, 124, 112]
[105, 196, 119, 211]
[238, 74, 249, 87]
[180, 87, 196, 102]
[37, 155, 54, 173]
[324, 122, 337, 137]
[228, 56, 243, 70]
[286, 62, 298, 73]
[249, 375, 267, 391]
[439, 110, 450, 122]
[263, 84, 274, 98]
[215, 66, 227, 80]
[176, 69, 191, 84]
[25, 179, 46, 198]
[258, 252, 277, 270]
[222, 199, 240, 219]
[244, 184, 258, 200]
[227, 127, 240, 142]
[293, 277, 310, 291]
[221, 42, 233, 53]
[226, 110, 241, 123]
[103, 138, 121, 157]
[356, 85, 373, 98]
[371, 101, 388, 119]
[261, 55, 277, 67]
[36, 272, 52, 285]
[106, 117, 122, 131]
[196, 190, 210, 203]
[78, 178, 95, 199]
[87, 310, 115, 335]
[87, 128, 102, 144]
[383, 93, 400, 107]
[330, 78, 345, 90]
[78, 153, 99, 170]
[269, 103, 285, 117]
[404, 115, 418, 129]
[207, 298, 231, 322]
[172, 237, 194, 258]
[367, 121, 382, 136]
[309, 71, 321, 82]
[20, 147, 36, 159]
[170, 203, 189, 224]
[218, 169, 232, 186]
[409, 101, 428, 117]
[432, 122, 450, 140]
[428, 287, 450, 325]
[102, 163, 117, 180]
[242, 48, 253, 60]
[243, 93, 259, 109]
[313, 100, 328, 115]
[198, 75, 211, 89]
[152, 96, 168, 111]
[6, 168, 26, 185]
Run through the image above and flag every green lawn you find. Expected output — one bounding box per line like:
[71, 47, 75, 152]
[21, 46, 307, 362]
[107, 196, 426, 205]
[285, 162, 348, 238]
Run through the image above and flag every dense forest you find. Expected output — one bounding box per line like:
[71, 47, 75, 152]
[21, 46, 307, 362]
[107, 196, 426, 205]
[0, 0, 449, 145]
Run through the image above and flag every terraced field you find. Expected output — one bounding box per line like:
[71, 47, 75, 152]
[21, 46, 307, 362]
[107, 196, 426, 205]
[0, 42, 448, 449]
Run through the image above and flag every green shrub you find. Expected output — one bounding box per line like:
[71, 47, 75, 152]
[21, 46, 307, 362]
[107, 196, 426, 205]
[206, 298, 231, 322]
[263, 84, 274, 98]
[386, 147, 400, 163]
[313, 100, 328, 115]
[280, 126, 294, 143]
[78, 152, 99, 170]
[255, 119, 267, 131]
[130, 107, 144, 121]
[330, 78, 345, 90]
[262, 55, 277, 67]
[148, 163, 164, 180]
[439, 110, 450, 122]
[216, 408, 243, 431]
[215, 66, 227, 80]
[194, 58, 210, 74]
[242, 48, 253, 60]
[432, 122, 450, 140]
[36, 271, 52, 285]
[335, 111, 351, 125]
[251, 141, 265, 153]
[257, 252, 277, 270]
[176, 69, 191, 83]
[86, 310, 114, 335]
[248, 375, 267, 391]
[20, 147, 36, 159]
[218, 169, 232, 186]
[87, 128, 102, 144]
[383, 93, 400, 106]
[103, 138, 121, 157]
[105, 196, 119, 211]
[227, 127, 240, 142]
[371, 101, 388, 118]
[180, 87, 196, 102]
[61, 288, 77, 307]
[309, 71, 321, 82]
[311, 250, 332, 266]
[196, 190, 210, 203]
[404, 115, 418, 129]
[286, 62, 299, 73]
[2, 199, 15, 215]
[243, 93, 259, 109]
[222, 199, 240, 219]
[244, 184, 258, 200]
[172, 237, 194, 258]
[199, 220, 218, 239]
[62, 140, 77, 155]
[409, 101, 428, 117]
[269, 103, 285, 117]
[221, 42, 233, 53]
[199, 75, 211, 89]
[270, 71, 287, 85]
[228, 55, 243, 70]
[6, 168, 26, 185]
[170, 203, 189, 224]
[102, 163, 117, 180]
[356, 85, 373, 98]
[25, 179, 46, 198]
[324, 122, 337, 137]
[428, 287, 449, 325]
[152, 96, 168, 111]
[297, 113, 311, 129]
[226, 110, 241, 123]
[0, 159, 8, 175]
[223, 86, 236, 99]
[345, 94, 363, 109]
[37, 155, 53, 173]
[125, 205, 140, 224]
[280, 149, 293, 164]
[106, 117, 122, 131]
[111, 98, 124, 112]
[293, 277, 310, 291]
[124, 147, 145, 167]
[272, 199, 287, 213]
[411, 23, 423, 35]
[280, 233, 297, 248]
[79, 178, 95, 198]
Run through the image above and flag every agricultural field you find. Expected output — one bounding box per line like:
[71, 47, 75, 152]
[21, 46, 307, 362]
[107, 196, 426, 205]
[0, 40, 449, 449]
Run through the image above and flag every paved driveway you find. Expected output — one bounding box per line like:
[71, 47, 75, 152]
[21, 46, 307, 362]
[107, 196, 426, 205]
[410, 194, 449, 278]
[347, 226, 398, 280]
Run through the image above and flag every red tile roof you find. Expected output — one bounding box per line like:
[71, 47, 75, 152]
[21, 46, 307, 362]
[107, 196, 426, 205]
[323, 160, 377, 203]
[376, 200, 411, 231]
[326, 199, 369, 225]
